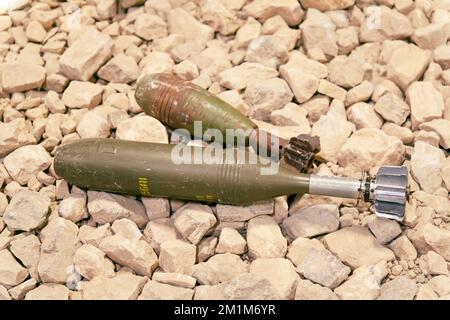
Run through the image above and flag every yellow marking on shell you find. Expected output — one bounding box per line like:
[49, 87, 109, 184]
[138, 177, 151, 196]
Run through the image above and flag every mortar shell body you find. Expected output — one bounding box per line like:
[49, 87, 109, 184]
[135, 73, 257, 145]
[54, 139, 310, 204]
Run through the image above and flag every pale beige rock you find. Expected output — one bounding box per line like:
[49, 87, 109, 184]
[388, 235, 417, 261]
[416, 284, 439, 300]
[243, 0, 304, 26]
[407, 82, 444, 130]
[378, 276, 417, 300]
[167, 8, 214, 46]
[173, 204, 217, 245]
[419, 251, 449, 275]
[300, 0, 355, 11]
[25, 284, 69, 300]
[97, 0, 117, 19]
[410, 141, 446, 194]
[360, 6, 413, 42]
[223, 273, 280, 299]
[415, 130, 440, 147]
[328, 55, 364, 89]
[279, 51, 328, 103]
[283, 204, 339, 239]
[3, 190, 50, 232]
[98, 54, 140, 84]
[338, 128, 405, 171]
[25, 21, 46, 43]
[201, 0, 242, 36]
[374, 93, 410, 125]
[412, 23, 447, 50]
[173, 60, 199, 80]
[159, 239, 196, 275]
[318, 79, 347, 101]
[44, 91, 66, 114]
[419, 119, 450, 149]
[427, 275, 450, 297]
[194, 284, 227, 300]
[152, 272, 196, 289]
[323, 226, 395, 269]
[434, 45, 450, 69]
[244, 78, 293, 120]
[197, 236, 218, 262]
[217, 90, 251, 116]
[142, 198, 170, 220]
[412, 191, 449, 216]
[215, 201, 274, 222]
[386, 44, 430, 90]
[311, 100, 354, 162]
[245, 36, 288, 69]
[116, 116, 168, 144]
[111, 218, 142, 240]
[58, 193, 88, 223]
[0, 284, 10, 300]
[87, 191, 148, 228]
[143, 218, 177, 254]
[334, 262, 388, 300]
[218, 62, 278, 90]
[295, 279, 338, 300]
[138, 280, 194, 300]
[139, 51, 174, 77]
[416, 223, 450, 261]
[73, 244, 115, 280]
[336, 26, 359, 55]
[233, 17, 262, 49]
[59, 28, 113, 81]
[76, 111, 110, 139]
[192, 253, 249, 285]
[120, 0, 145, 9]
[0, 249, 28, 288]
[0, 16, 11, 32]
[345, 80, 373, 106]
[0, 64, 45, 93]
[99, 234, 158, 277]
[368, 217, 402, 245]
[247, 216, 287, 259]
[347, 102, 383, 129]
[62, 81, 103, 109]
[135, 13, 167, 41]
[80, 273, 147, 300]
[250, 258, 299, 299]
[9, 235, 40, 280]
[78, 224, 112, 248]
[38, 217, 79, 283]
[0, 119, 36, 158]
[215, 227, 246, 254]
[297, 247, 351, 289]
[301, 9, 338, 58]
[270, 103, 310, 128]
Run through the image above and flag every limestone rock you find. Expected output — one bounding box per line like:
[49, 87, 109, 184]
[407, 81, 444, 130]
[345, 80, 374, 106]
[3, 190, 50, 232]
[347, 102, 383, 129]
[159, 239, 196, 275]
[222, 273, 280, 299]
[0, 249, 28, 288]
[419, 119, 450, 149]
[337, 128, 405, 171]
[318, 79, 347, 101]
[218, 62, 278, 90]
[378, 276, 417, 300]
[374, 93, 410, 125]
[194, 284, 227, 300]
[297, 247, 350, 289]
[138, 280, 194, 300]
[245, 36, 289, 69]
[300, 0, 355, 11]
[270, 103, 310, 128]
[215, 201, 274, 222]
[167, 8, 213, 46]
[38, 217, 79, 283]
[80, 273, 147, 300]
[62, 81, 103, 109]
[116, 116, 168, 144]
[334, 262, 388, 300]
[215, 227, 246, 255]
[142, 198, 170, 220]
[25, 284, 69, 300]
[58, 193, 88, 223]
[368, 217, 402, 245]
[244, 77, 293, 121]
[323, 226, 395, 269]
[73, 244, 115, 280]
[295, 279, 338, 300]
[99, 234, 158, 277]
[192, 253, 249, 285]
[0, 63, 45, 93]
[111, 218, 142, 240]
[97, 54, 139, 84]
[388, 235, 417, 261]
[197, 236, 218, 263]
[328, 55, 364, 89]
[173, 204, 217, 245]
[59, 28, 113, 81]
[200, 0, 243, 36]
[135, 13, 167, 41]
[301, 9, 338, 58]
[143, 218, 177, 254]
[9, 235, 40, 280]
[410, 142, 446, 194]
[419, 251, 449, 276]
[243, 0, 304, 26]
[412, 23, 448, 50]
[286, 237, 326, 267]
[247, 216, 287, 259]
[250, 258, 299, 299]
[386, 44, 430, 90]
[283, 204, 339, 239]
[152, 272, 196, 289]
[311, 100, 354, 162]
[0, 118, 36, 158]
[78, 224, 112, 248]
[87, 191, 148, 228]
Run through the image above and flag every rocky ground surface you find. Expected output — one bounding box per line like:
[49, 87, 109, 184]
[0, 0, 450, 300]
